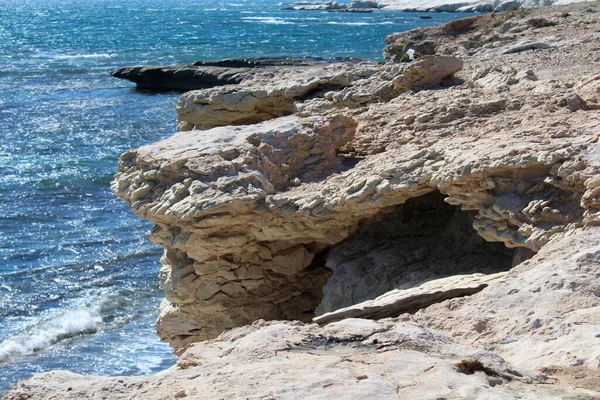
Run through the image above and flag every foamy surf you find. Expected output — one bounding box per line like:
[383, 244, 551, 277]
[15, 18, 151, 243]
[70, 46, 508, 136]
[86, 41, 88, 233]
[0, 309, 102, 363]
[242, 16, 295, 24]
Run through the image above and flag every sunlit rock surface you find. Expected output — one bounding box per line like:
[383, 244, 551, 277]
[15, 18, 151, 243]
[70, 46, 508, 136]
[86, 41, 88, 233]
[7, 3, 600, 399]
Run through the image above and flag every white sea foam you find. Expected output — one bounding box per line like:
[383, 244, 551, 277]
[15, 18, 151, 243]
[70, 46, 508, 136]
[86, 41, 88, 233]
[52, 53, 115, 60]
[0, 309, 102, 363]
[136, 355, 164, 374]
[242, 17, 294, 25]
[327, 21, 372, 26]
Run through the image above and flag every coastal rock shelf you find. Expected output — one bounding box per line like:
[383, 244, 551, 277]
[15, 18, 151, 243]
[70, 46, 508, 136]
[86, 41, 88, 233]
[7, 3, 600, 399]
[175, 55, 462, 130]
[6, 319, 599, 399]
[111, 57, 366, 92]
[111, 2, 600, 348]
[357, 0, 594, 12]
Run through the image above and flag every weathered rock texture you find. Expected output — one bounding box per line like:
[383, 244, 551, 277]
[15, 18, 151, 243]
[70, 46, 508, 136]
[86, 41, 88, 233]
[175, 55, 462, 130]
[314, 190, 518, 317]
[111, 0, 600, 344]
[5, 319, 600, 400]
[108, 3, 600, 351]
[111, 57, 365, 92]
[7, 2, 600, 399]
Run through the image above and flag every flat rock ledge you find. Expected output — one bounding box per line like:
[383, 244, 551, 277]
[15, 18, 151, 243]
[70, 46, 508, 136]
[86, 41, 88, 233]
[7, 3, 600, 399]
[5, 319, 600, 400]
[111, 57, 366, 92]
[313, 272, 508, 324]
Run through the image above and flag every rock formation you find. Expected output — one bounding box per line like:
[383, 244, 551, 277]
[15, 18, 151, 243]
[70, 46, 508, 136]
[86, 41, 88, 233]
[5, 319, 600, 399]
[366, 0, 594, 12]
[175, 56, 462, 130]
[6, 2, 600, 399]
[111, 57, 366, 92]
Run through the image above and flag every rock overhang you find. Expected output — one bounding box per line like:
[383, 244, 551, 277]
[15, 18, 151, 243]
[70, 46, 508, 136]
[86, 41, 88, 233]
[7, 6, 600, 399]
[110, 9, 600, 348]
[112, 98, 599, 347]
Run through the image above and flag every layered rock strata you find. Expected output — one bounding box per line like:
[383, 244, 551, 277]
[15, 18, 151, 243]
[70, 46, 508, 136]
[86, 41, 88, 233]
[7, 3, 600, 399]
[175, 56, 462, 130]
[109, 4, 600, 351]
[111, 57, 365, 92]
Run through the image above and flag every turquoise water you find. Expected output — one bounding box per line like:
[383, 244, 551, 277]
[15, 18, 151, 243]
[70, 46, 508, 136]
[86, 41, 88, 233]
[0, 0, 473, 394]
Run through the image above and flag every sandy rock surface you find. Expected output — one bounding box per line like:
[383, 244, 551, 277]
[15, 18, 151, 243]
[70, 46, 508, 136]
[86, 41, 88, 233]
[5, 318, 600, 400]
[6, 2, 600, 399]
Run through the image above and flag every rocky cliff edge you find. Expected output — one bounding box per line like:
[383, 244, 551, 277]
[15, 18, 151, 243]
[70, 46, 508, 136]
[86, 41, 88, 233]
[6, 3, 600, 399]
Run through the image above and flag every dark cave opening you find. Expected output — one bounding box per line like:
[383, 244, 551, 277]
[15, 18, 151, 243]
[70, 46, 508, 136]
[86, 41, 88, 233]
[305, 190, 524, 320]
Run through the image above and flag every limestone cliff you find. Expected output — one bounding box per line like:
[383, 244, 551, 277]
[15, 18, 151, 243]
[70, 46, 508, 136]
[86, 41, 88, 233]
[6, 2, 600, 399]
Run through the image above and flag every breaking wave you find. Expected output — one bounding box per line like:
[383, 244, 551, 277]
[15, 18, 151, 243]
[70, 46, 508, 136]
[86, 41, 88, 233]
[0, 309, 102, 363]
[242, 16, 295, 24]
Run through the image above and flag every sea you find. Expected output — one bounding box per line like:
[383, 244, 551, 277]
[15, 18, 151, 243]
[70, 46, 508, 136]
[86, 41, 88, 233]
[0, 0, 474, 394]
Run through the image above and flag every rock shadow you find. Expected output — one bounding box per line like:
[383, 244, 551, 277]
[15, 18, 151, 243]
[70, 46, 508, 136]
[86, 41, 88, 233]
[312, 190, 525, 320]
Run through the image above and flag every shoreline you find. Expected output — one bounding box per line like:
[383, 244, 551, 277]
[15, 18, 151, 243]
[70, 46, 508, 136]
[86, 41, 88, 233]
[6, 1, 600, 398]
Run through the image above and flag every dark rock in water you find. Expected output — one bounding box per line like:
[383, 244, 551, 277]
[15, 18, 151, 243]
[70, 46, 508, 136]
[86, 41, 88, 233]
[420, 15, 433, 19]
[111, 66, 251, 91]
[111, 57, 365, 92]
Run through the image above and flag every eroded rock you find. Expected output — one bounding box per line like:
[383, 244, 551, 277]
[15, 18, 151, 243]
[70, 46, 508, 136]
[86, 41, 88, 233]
[314, 191, 516, 316]
[111, 57, 365, 92]
[112, 65, 600, 346]
[314, 272, 508, 324]
[7, 2, 600, 399]
[175, 56, 463, 130]
[6, 319, 600, 400]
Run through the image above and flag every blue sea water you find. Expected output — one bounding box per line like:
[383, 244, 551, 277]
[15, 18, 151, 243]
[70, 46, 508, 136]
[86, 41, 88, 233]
[0, 0, 473, 394]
